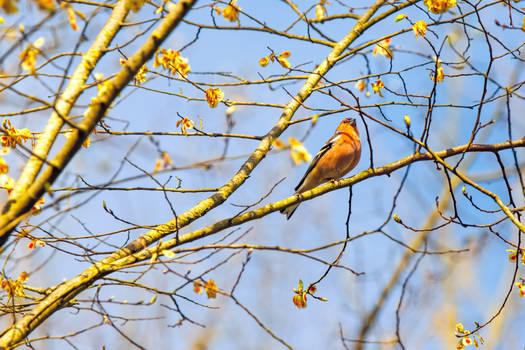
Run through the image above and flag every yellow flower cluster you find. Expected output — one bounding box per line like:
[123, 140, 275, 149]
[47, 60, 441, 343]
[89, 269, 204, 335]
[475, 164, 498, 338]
[126, 0, 146, 12]
[413, 20, 427, 38]
[373, 39, 393, 59]
[34, 0, 54, 11]
[455, 323, 484, 349]
[153, 48, 190, 77]
[19, 37, 44, 72]
[315, 0, 328, 20]
[213, 0, 240, 22]
[176, 117, 198, 135]
[193, 279, 218, 299]
[424, 0, 456, 14]
[1, 119, 32, 153]
[259, 51, 291, 69]
[292, 280, 324, 309]
[372, 78, 385, 97]
[289, 137, 312, 165]
[1, 272, 28, 301]
[205, 87, 224, 108]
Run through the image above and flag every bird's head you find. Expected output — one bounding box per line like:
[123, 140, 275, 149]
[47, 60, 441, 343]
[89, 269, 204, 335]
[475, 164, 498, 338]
[337, 118, 358, 135]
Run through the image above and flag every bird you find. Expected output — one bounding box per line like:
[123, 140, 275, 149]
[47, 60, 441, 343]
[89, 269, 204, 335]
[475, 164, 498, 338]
[280, 118, 361, 220]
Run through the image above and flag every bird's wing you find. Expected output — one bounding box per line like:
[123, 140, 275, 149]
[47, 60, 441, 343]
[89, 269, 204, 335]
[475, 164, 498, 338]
[294, 134, 340, 192]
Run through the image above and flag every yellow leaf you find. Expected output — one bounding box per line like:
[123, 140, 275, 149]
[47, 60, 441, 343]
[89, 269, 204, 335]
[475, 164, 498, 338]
[404, 115, 411, 128]
[75, 9, 86, 20]
[394, 14, 406, 22]
[277, 57, 290, 69]
[259, 56, 270, 67]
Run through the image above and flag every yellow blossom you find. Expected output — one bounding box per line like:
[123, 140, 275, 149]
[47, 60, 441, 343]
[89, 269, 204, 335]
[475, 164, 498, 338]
[31, 196, 45, 214]
[153, 158, 163, 173]
[272, 139, 286, 150]
[289, 137, 311, 165]
[373, 38, 393, 59]
[292, 279, 309, 309]
[222, 0, 240, 22]
[193, 280, 203, 294]
[19, 46, 37, 71]
[372, 78, 385, 97]
[277, 51, 291, 69]
[125, 0, 146, 12]
[1, 119, 32, 153]
[28, 239, 45, 249]
[315, 2, 326, 20]
[430, 58, 444, 83]
[34, 0, 54, 11]
[63, 3, 78, 30]
[153, 48, 190, 77]
[507, 249, 518, 263]
[293, 292, 307, 309]
[204, 279, 218, 299]
[424, 0, 456, 14]
[259, 51, 292, 69]
[461, 336, 472, 347]
[176, 117, 197, 135]
[259, 56, 270, 67]
[455, 323, 464, 333]
[430, 67, 444, 83]
[1, 272, 29, 301]
[413, 20, 427, 38]
[355, 79, 366, 92]
[19, 37, 44, 72]
[205, 87, 224, 108]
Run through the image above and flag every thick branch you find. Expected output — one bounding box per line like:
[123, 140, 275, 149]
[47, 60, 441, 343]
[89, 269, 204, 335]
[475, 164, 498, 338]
[0, 0, 197, 346]
[0, 0, 130, 244]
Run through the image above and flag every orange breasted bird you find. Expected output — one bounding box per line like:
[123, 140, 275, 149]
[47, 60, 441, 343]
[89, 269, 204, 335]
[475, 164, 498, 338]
[280, 118, 361, 219]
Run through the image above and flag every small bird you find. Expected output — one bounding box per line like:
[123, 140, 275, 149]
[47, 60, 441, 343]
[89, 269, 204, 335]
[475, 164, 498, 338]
[280, 118, 361, 219]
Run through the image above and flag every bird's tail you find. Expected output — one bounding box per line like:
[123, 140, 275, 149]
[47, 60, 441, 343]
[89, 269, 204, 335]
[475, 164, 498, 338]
[280, 203, 299, 220]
